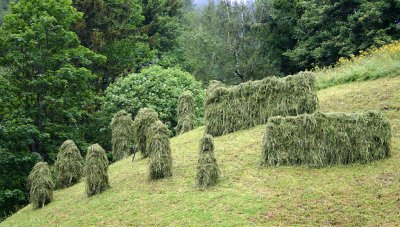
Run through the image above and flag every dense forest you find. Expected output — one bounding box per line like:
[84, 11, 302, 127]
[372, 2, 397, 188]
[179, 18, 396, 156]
[0, 0, 399, 220]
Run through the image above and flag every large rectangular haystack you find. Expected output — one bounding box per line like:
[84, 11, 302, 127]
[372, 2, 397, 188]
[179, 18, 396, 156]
[204, 73, 318, 136]
[260, 111, 391, 167]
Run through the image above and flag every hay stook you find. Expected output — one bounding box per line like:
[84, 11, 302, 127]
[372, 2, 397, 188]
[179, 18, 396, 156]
[176, 91, 195, 135]
[196, 134, 220, 189]
[260, 111, 392, 167]
[132, 108, 159, 158]
[28, 162, 54, 209]
[147, 120, 173, 180]
[205, 72, 318, 136]
[111, 110, 134, 161]
[84, 144, 110, 197]
[54, 140, 84, 189]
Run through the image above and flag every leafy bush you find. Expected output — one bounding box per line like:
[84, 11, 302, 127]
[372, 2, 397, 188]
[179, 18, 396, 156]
[103, 65, 205, 133]
[314, 41, 400, 89]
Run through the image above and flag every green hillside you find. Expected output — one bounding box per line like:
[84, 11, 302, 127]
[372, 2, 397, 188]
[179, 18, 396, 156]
[1, 76, 400, 226]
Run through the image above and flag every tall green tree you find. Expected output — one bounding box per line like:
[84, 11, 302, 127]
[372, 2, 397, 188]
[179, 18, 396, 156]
[0, 0, 105, 160]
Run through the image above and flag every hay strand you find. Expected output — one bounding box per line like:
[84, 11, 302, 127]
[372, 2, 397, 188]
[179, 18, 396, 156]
[205, 72, 318, 136]
[176, 91, 195, 135]
[147, 120, 172, 179]
[28, 162, 54, 209]
[110, 110, 134, 161]
[260, 111, 392, 167]
[84, 144, 110, 197]
[132, 108, 159, 158]
[54, 140, 84, 189]
[196, 134, 220, 189]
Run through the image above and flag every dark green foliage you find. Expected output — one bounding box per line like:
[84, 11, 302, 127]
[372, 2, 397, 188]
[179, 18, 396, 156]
[132, 108, 159, 158]
[84, 144, 110, 197]
[54, 140, 84, 189]
[147, 121, 172, 179]
[27, 162, 54, 209]
[196, 134, 219, 189]
[176, 91, 195, 135]
[110, 110, 134, 161]
[261, 111, 392, 167]
[205, 72, 318, 136]
[0, 151, 41, 220]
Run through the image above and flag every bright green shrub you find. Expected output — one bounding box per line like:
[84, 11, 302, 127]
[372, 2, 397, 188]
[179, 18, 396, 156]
[103, 65, 204, 133]
[261, 111, 391, 167]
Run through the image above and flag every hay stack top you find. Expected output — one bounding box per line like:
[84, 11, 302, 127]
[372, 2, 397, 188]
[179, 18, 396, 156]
[205, 72, 318, 136]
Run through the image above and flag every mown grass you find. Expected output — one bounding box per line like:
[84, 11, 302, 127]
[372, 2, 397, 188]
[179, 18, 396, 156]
[1, 76, 400, 226]
[314, 41, 400, 89]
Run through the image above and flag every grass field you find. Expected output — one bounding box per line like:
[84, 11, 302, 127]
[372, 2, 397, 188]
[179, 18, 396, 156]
[1, 76, 400, 226]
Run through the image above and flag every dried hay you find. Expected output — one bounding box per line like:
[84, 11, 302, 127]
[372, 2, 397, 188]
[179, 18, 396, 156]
[84, 144, 110, 197]
[260, 111, 392, 167]
[110, 110, 134, 161]
[176, 91, 195, 135]
[132, 108, 159, 158]
[54, 140, 83, 189]
[147, 120, 172, 179]
[196, 134, 220, 189]
[28, 162, 54, 209]
[205, 72, 318, 136]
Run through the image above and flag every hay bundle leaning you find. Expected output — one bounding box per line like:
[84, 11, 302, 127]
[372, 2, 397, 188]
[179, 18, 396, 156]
[28, 162, 54, 209]
[197, 134, 220, 189]
[132, 108, 159, 158]
[147, 120, 172, 179]
[260, 111, 391, 167]
[84, 144, 110, 197]
[176, 91, 195, 135]
[205, 72, 318, 136]
[54, 140, 84, 189]
[111, 110, 134, 161]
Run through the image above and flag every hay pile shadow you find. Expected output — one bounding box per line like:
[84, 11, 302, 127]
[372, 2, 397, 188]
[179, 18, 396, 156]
[111, 110, 134, 161]
[28, 162, 54, 209]
[205, 72, 318, 136]
[84, 144, 110, 197]
[54, 140, 83, 189]
[260, 111, 392, 167]
[176, 91, 195, 135]
[197, 134, 220, 189]
[147, 120, 172, 179]
[133, 108, 159, 158]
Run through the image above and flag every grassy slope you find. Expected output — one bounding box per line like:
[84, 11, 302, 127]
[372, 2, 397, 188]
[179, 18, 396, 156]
[2, 77, 400, 226]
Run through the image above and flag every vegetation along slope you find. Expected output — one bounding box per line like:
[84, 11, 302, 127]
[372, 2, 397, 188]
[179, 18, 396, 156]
[2, 76, 399, 226]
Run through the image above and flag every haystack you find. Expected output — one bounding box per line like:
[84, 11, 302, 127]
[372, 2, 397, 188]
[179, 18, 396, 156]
[147, 120, 172, 179]
[28, 162, 54, 209]
[132, 108, 159, 158]
[205, 72, 318, 136]
[84, 144, 110, 197]
[176, 91, 195, 135]
[54, 140, 83, 189]
[260, 111, 391, 167]
[196, 134, 220, 189]
[110, 110, 134, 161]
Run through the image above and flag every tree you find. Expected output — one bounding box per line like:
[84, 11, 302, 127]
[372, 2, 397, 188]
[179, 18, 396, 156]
[0, 0, 105, 160]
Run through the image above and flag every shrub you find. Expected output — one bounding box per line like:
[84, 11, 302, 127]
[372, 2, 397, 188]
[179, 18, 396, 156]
[54, 140, 84, 189]
[176, 91, 195, 135]
[260, 111, 392, 167]
[84, 144, 110, 197]
[132, 108, 159, 158]
[147, 121, 172, 179]
[103, 65, 205, 133]
[196, 134, 220, 189]
[205, 72, 318, 136]
[110, 110, 134, 161]
[27, 162, 54, 209]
